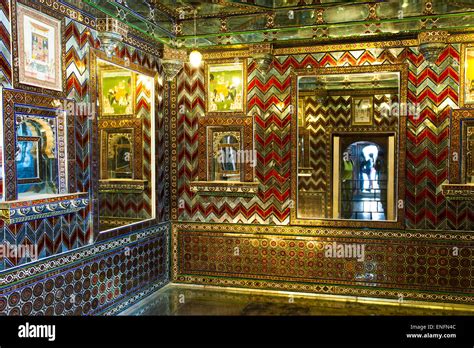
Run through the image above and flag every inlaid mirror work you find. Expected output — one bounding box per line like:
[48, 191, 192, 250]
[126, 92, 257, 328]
[16, 115, 59, 197]
[211, 130, 242, 182]
[96, 58, 155, 232]
[292, 65, 407, 228]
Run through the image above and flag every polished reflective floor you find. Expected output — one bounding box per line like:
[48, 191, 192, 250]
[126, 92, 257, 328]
[120, 284, 474, 316]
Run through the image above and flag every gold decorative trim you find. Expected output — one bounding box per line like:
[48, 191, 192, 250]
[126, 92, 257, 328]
[290, 64, 408, 229]
[172, 276, 474, 305]
[441, 184, 474, 200]
[169, 79, 179, 221]
[99, 179, 147, 193]
[189, 181, 259, 195]
[33, 0, 95, 27]
[163, 46, 187, 61]
[272, 39, 419, 56]
[200, 39, 421, 60]
[190, 33, 474, 61]
[449, 32, 474, 43]
[172, 222, 474, 240]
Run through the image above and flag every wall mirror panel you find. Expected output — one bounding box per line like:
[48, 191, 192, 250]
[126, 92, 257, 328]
[291, 65, 407, 228]
[16, 114, 60, 197]
[95, 57, 156, 233]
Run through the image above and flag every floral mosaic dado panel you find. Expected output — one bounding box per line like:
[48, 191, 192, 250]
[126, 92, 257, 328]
[173, 223, 474, 304]
[0, 223, 169, 315]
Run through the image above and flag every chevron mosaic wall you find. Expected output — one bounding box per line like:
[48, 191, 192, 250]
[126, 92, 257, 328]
[0, 0, 168, 269]
[175, 44, 473, 231]
[405, 45, 474, 231]
[0, 0, 170, 314]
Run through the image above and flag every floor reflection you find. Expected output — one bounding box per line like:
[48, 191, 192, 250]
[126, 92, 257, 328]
[120, 284, 474, 316]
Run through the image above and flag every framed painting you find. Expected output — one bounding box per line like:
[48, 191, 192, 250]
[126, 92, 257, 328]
[12, 1, 65, 96]
[99, 68, 135, 117]
[205, 60, 247, 116]
[460, 44, 474, 107]
[351, 96, 374, 126]
[99, 118, 143, 180]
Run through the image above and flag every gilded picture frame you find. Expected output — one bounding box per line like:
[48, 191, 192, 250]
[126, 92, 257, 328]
[351, 96, 374, 126]
[98, 67, 136, 117]
[11, 0, 65, 97]
[460, 44, 474, 108]
[197, 117, 254, 182]
[205, 59, 247, 117]
[208, 128, 243, 182]
[99, 119, 143, 181]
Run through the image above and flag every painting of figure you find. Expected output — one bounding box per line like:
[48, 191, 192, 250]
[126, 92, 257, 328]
[100, 70, 134, 116]
[17, 4, 62, 91]
[207, 63, 245, 113]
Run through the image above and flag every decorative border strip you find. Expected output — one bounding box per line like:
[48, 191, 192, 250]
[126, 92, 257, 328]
[442, 184, 474, 201]
[0, 196, 89, 224]
[38, 0, 96, 27]
[172, 276, 474, 305]
[0, 221, 169, 287]
[172, 222, 474, 242]
[103, 277, 169, 315]
[190, 181, 259, 195]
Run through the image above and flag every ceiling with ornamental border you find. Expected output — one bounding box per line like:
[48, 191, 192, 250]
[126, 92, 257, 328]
[70, 0, 474, 49]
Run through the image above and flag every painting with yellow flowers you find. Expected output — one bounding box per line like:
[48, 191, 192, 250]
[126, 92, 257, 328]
[461, 45, 474, 107]
[99, 69, 135, 117]
[206, 61, 247, 116]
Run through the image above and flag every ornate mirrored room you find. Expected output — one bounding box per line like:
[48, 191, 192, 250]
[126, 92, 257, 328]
[0, 0, 474, 344]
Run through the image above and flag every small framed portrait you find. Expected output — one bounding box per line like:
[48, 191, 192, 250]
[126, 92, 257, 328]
[99, 69, 135, 117]
[351, 96, 374, 126]
[14, 2, 64, 95]
[461, 44, 474, 107]
[205, 61, 247, 116]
